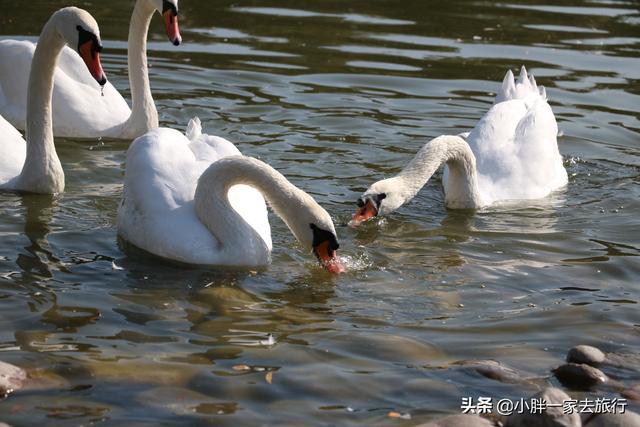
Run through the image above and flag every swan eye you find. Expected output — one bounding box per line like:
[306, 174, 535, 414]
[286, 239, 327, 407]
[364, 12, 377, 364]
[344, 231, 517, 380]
[310, 224, 339, 251]
[162, 0, 178, 16]
[76, 25, 102, 55]
[356, 198, 364, 208]
[377, 193, 387, 201]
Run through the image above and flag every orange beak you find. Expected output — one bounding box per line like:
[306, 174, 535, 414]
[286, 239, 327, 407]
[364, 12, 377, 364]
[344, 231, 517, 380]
[79, 40, 107, 86]
[163, 9, 182, 46]
[348, 199, 378, 227]
[313, 240, 345, 274]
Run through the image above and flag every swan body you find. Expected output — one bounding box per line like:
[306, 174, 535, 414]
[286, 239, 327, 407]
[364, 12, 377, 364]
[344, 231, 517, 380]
[118, 119, 343, 272]
[458, 66, 567, 204]
[351, 67, 568, 225]
[0, 8, 106, 194]
[0, 0, 181, 139]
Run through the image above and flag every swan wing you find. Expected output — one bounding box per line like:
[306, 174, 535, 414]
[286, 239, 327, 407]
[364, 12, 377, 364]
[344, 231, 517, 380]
[186, 117, 243, 162]
[0, 114, 26, 188]
[118, 128, 222, 265]
[0, 40, 33, 128]
[466, 98, 527, 184]
[513, 99, 568, 198]
[51, 45, 130, 137]
[0, 39, 130, 138]
[185, 118, 272, 250]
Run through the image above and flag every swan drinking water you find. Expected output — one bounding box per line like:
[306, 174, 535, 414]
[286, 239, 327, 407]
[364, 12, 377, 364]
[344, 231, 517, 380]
[0, 8, 107, 194]
[118, 118, 345, 273]
[350, 67, 568, 226]
[0, 0, 181, 139]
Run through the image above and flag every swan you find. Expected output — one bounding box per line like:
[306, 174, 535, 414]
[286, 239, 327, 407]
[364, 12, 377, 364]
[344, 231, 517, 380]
[0, 8, 107, 194]
[0, 0, 181, 139]
[350, 66, 568, 226]
[117, 118, 345, 273]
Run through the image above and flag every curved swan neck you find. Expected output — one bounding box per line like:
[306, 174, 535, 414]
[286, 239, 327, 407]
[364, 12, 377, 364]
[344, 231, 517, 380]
[376, 135, 482, 210]
[18, 17, 65, 193]
[194, 157, 313, 261]
[123, 0, 158, 137]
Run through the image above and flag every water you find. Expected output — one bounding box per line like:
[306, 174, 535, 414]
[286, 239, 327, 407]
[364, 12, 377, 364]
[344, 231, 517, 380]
[1, 0, 639, 425]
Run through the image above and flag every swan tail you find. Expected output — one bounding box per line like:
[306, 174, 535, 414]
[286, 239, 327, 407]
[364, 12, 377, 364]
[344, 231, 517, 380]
[539, 86, 547, 100]
[528, 73, 538, 93]
[495, 66, 546, 104]
[516, 65, 529, 88]
[495, 69, 515, 103]
[186, 117, 202, 141]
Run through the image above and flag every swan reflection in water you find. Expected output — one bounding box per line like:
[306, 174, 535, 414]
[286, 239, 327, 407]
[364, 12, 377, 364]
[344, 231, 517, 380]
[17, 194, 64, 280]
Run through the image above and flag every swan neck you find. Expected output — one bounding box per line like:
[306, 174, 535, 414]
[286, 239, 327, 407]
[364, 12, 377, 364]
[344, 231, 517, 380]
[194, 157, 306, 261]
[19, 19, 64, 193]
[395, 135, 481, 208]
[124, 0, 158, 137]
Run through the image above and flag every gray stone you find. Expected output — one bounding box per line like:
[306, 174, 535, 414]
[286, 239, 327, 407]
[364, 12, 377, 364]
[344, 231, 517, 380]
[0, 361, 26, 398]
[585, 411, 640, 427]
[504, 388, 581, 427]
[416, 414, 495, 427]
[553, 363, 607, 390]
[567, 345, 606, 366]
[468, 360, 530, 384]
[622, 384, 640, 401]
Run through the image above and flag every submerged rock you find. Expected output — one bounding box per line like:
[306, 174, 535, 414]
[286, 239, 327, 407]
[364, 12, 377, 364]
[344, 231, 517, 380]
[567, 345, 606, 366]
[416, 414, 495, 426]
[584, 411, 640, 426]
[605, 352, 640, 372]
[137, 386, 239, 416]
[456, 360, 533, 384]
[0, 361, 26, 398]
[503, 387, 581, 427]
[553, 363, 608, 389]
[621, 384, 640, 401]
[87, 360, 198, 387]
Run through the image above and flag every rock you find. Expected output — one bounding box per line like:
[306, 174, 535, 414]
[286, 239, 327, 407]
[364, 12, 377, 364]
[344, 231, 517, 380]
[504, 387, 581, 427]
[463, 360, 531, 384]
[584, 411, 640, 426]
[553, 363, 608, 389]
[21, 368, 69, 392]
[567, 345, 606, 366]
[621, 384, 640, 401]
[416, 414, 495, 426]
[0, 360, 26, 398]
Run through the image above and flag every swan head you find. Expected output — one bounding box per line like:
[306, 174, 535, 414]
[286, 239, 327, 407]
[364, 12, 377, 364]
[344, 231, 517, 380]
[150, 0, 182, 46]
[284, 198, 344, 274]
[349, 179, 405, 227]
[310, 223, 344, 274]
[54, 7, 106, 85]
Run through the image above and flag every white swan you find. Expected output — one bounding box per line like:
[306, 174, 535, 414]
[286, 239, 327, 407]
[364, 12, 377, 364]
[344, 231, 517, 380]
[0, 0, 181, 139]
[0, 8, 107, 194]
[350, 66, 568, 226]
[117, 118, 345, 273]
